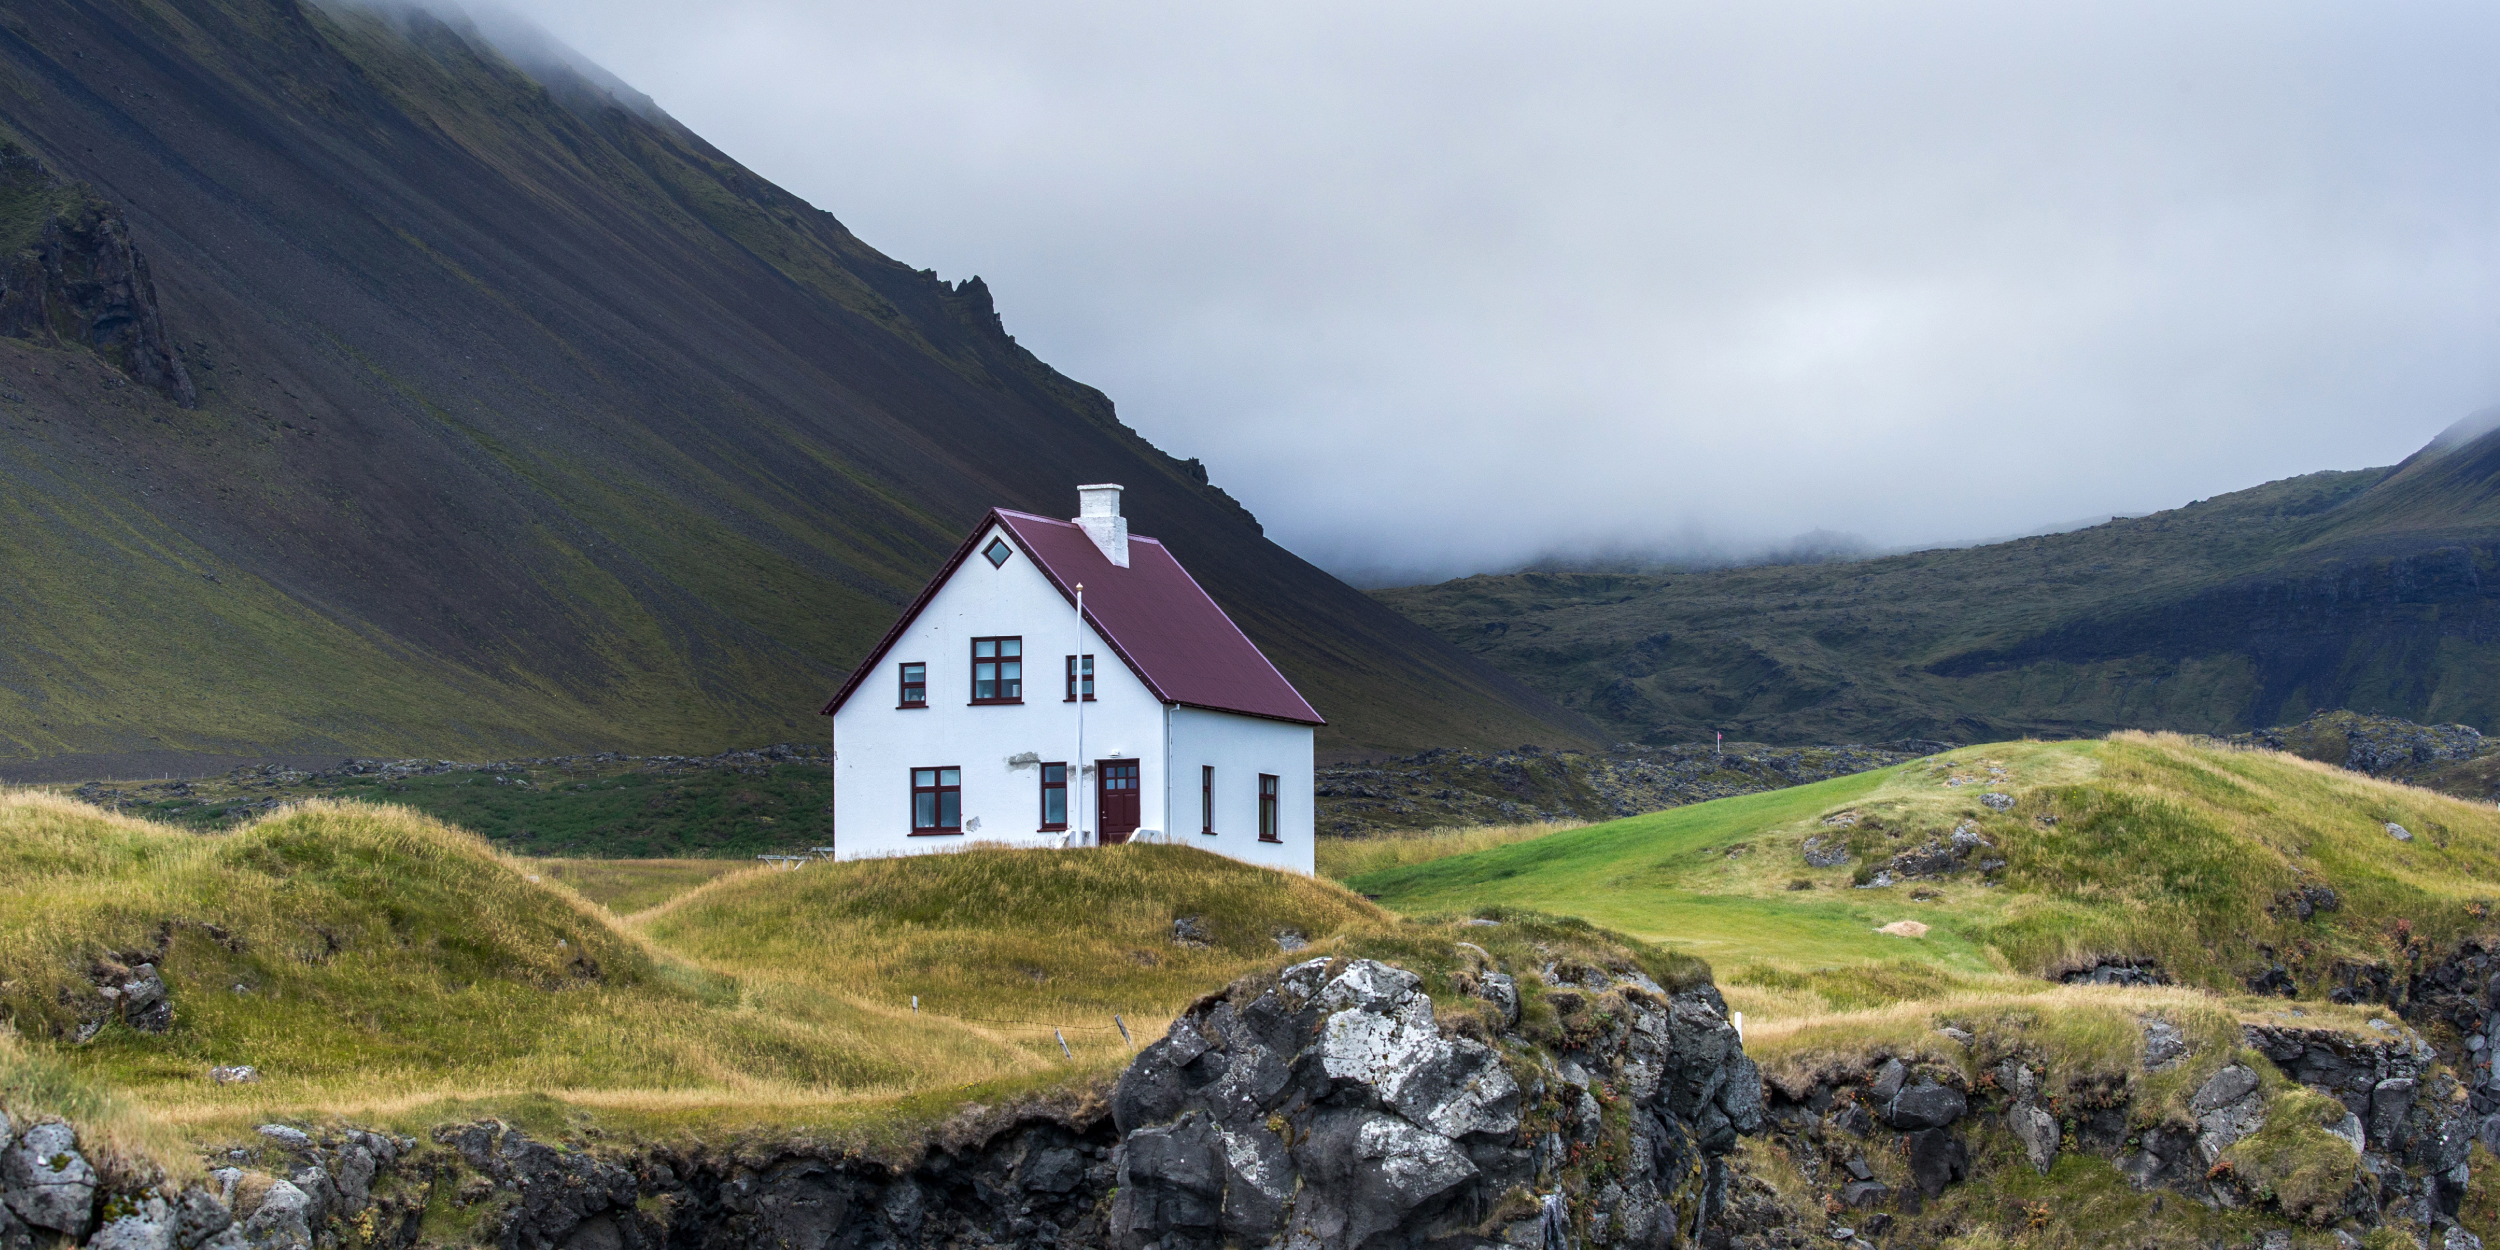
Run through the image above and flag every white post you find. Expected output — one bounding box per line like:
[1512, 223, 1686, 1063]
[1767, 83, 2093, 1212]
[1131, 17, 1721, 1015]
[1075, 583, 1088, 847]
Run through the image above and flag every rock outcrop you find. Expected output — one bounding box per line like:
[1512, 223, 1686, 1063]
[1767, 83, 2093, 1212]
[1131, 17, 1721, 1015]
[1110, 956, 1761, 1248]
[2236, 710, 2488, 779]
[1746, 1009, 2489, 1247]
[0, 143, 194, 406]
[3, 955, 1767, 1250]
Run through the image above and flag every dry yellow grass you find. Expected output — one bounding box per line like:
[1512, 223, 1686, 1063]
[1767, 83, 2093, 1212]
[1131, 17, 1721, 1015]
[1315, 820, 1583, 879]
[529, 857, 763, 918]
[0, 790, 1416, 1153]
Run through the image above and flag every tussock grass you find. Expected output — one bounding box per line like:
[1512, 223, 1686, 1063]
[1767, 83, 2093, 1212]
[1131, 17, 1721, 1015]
[533, 858, 759, 916]
[1315, 820, 1583, 879]
[638, 843, 1389, 1065]
[9, 791, 1708, 1166]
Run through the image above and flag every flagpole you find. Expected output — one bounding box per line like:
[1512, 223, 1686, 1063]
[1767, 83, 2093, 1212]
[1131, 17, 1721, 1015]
[1075, 582, 1087, 847]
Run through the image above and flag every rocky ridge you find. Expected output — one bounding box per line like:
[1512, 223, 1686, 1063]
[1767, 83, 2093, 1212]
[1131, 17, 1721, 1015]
[0, 956, 1774, 1250]
[1745, 1010, 2488, 1249]
[2232, 711, 2500, 805]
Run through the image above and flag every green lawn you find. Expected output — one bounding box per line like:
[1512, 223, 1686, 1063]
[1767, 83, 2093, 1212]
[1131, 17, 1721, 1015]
[1343, 734, 2500, 1035]
[1346, 766, 2003, 973]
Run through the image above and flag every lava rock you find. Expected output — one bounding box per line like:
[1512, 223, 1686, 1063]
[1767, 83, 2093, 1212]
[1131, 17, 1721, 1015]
[1905, 1128, 1969, 1197]
[88, 1194, 174, 1250]
[2007, 1103, 2059, 1175]
[1108, 956, 1757, 1249]
[1886, 1082, 1967, 1131]
[239, 1181, 312, 1250]
[3, 1121, 99, 1236]
[2192, 1065, 2259, 1113]
[116, 966, 172, 1034]
[2141, 1017, 2189, 1071]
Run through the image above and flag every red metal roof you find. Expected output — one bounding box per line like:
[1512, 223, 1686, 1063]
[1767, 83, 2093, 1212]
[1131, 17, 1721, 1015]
[820, 508, 1324, 726]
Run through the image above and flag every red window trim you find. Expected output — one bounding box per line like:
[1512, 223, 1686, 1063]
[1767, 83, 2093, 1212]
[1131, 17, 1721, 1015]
[970, 636, 1025, 705]
[1201, 765, 1215, 834]
[1257, 773, 1281, 842]
[1063, 654, 1096, 702]
[897, 661, 927, 709]
[911, 766, 962, 835]
[1039, 762, 1069, 832]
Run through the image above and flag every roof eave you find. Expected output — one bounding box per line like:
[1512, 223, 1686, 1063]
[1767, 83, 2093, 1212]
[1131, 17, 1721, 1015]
[1169, 699, 1328, 727]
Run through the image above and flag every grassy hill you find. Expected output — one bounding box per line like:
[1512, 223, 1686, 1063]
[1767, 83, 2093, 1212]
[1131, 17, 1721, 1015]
[0, 786, 1687, 1168]
[1335, 734, 2500, 1246]
[1342, 733, 2500, 1017]
[0, 0, 1592, 767]
[1378, 417, 2500, 745]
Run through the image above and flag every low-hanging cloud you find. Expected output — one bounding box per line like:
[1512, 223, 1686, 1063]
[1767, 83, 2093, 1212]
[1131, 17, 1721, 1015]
[472, 0, 2500, 585]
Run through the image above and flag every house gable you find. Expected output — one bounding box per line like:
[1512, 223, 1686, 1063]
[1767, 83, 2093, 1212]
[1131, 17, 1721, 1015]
[821, 509, 1321, 726]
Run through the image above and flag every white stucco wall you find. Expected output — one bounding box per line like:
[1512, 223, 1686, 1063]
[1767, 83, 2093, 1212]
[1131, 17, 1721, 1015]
[829, 519, 1313, 873]
[1164, 705, 1316, 874]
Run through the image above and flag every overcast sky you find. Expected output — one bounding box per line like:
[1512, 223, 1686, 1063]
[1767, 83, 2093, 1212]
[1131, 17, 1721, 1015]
[485, 0, 2500, 585]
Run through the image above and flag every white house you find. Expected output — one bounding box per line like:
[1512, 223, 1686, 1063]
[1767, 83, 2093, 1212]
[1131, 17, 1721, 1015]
[819, 484, 1322, 873]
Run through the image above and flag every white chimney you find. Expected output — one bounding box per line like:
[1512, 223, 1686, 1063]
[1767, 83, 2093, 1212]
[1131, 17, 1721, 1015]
[1075, 483, 1128, 567]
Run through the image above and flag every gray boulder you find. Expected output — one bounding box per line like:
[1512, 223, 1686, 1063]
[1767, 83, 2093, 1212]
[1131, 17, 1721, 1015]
[118, 964, 172, 1033]
[332, 1142, 375, 1214]
[1477, 971, 1521, 1027]
[284, 1168, 331, 1230]
[2195, 1082, 2269, 1167]
[2192, 1064, 2259, 1113]
[3, 1120, 99, 1236]
[1018, 1147, 1085, 1195]
[2327, 1110, 2366, 1155]
[2370, 1077, 2419, 1150]
[1106, 955, 1759, 1250]
[173, 1188, 234, 1250]
[240, 1181, 312, 1250]
[1887, 1081, 1967, 1131]
[90, 1193, 176, 1250]
[1905, 1128, 1968, 1197]
[2141, 1017, 2189, 1071]
[1868, 1057, 1906, 1105]
[2007, 1103, 2059, 1175]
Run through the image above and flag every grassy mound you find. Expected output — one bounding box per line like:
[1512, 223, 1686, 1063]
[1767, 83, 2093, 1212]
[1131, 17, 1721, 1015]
[0, 792, 933, 1127]
[642, 842, 1381, 1023]
[1345, 733, 2500, 1003]
[0, 790, 1705, 1164]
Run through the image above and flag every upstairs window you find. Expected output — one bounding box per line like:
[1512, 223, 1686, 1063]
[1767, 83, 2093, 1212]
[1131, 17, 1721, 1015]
[1065, 654, 1095, 701]
[1258, 774, 1280, 842]
[1040, 763, 1068, 830]
[972, 637, 1022, 703]
[897, 662, 926, 708]
[912, 767, 961, 834]
[1201, 765, 1215, 834]
[983, 538, 1014, 568]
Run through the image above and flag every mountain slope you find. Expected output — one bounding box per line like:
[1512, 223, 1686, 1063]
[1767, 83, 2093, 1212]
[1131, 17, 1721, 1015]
[1378, 419, 2500, 744]
[0, 0, 1595, 764]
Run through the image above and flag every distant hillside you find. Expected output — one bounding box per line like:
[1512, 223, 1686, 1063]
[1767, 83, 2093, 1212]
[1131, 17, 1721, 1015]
[1378, 416, 2500, 744]
[0, 0, 1594, 766]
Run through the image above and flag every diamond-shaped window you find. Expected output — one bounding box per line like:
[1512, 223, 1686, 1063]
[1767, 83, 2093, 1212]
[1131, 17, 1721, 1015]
[983, 538, 1014, 568]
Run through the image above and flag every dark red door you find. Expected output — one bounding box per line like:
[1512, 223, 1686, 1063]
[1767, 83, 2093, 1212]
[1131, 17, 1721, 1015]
[1097, 760, 1141, 844]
